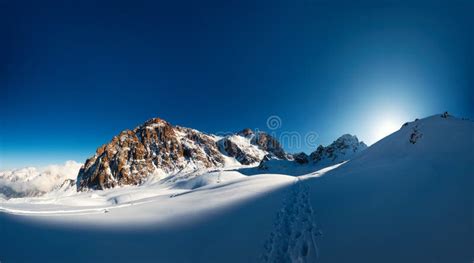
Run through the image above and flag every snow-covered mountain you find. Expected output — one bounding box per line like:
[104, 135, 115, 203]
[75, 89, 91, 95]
[219, 128, 288, 165]
[258, 134, 367, 175]
[0, 113, 472, 262]
[309, 134, 367, 166]
[77, 118, 288, 191]
[0, 161, 81, 199]
[0, 118, 360, 196]
[306, 113, 473, 262]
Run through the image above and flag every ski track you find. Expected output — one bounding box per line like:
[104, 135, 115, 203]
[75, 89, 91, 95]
[0, 200, 143, 216]
[261, 178, 322, 263]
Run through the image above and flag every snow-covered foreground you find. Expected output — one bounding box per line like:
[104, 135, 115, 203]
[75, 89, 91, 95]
[305, 115, 473, 262]
[0, 167, 332, 262]
[1, 171, 293, 224]
[0, 115, 472, 262]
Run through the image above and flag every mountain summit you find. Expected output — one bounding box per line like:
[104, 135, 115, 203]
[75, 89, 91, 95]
[2, 113, 471, 262]
[77, 118, 287, 190]
[309, 134, 367, 166]
[257, 134, 367, 175]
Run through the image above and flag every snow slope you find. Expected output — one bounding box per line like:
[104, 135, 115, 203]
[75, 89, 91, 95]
[0, 159, 341, 262]
[306, 114, 473, 262]
[0, 171, 319, 262]
[0, 114, 472, 262]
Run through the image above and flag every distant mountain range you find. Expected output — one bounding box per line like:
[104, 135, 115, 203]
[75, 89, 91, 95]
[77, 118, 367, 190]
[1, 113, 472, 262]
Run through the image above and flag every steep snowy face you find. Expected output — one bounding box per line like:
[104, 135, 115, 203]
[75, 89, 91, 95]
[309, 134, 367, 167]
[352, 113, 473, 164]
[77, 118, 227, 191]
[218, 128, 287, 165]
[307, 114, 473, 262]
[77, 120, 288, 191]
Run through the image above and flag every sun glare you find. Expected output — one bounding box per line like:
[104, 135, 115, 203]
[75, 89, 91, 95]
[373, 119, 400, 143]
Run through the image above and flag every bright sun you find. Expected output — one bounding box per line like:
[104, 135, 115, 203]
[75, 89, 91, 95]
[373, 120, 400, 143]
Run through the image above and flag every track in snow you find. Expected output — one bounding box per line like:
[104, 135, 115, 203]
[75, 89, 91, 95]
[261, 178, 322, 263]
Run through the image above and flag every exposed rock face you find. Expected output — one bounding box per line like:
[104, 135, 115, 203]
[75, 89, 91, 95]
[221, 137, 262, 165]
[218, 128, 287, 164]
[292, 152, 309, 164]
[309, 134, 367, 166]
[57, 179, 76, 189]
[252, 132, 287, 159]
[77, 118, 226, 191]
[77, 120, 287, 191]
[409, 126, 422, 144]
[257, 134, 367, 174]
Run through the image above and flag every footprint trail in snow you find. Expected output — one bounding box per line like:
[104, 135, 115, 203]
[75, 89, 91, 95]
[261, 178, 322, 263]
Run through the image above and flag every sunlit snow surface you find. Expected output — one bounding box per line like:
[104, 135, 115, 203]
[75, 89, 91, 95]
[0, 165, 335, 263]
[0, 170, 295, 224]
[0, 115, 472, 262]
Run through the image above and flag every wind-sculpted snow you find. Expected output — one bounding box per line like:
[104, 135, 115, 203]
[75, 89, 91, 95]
[261, 179, 321, 263]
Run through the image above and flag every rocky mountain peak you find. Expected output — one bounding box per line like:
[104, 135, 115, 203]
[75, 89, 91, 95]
[309, 134, 367, 165]
[257, 134, 367, 175]
[237, 128, 254, 137]
[218, 129, 287, 165]
[77, 118, 227, 191]
[143, 117, 167, 126]
[333, 134, 361, 145]
[252, 132, 287, 159]
[233, 129, 285, 158]
[77, 118, 289, 191]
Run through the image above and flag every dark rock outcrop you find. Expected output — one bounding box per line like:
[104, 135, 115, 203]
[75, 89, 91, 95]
[218, 128, 287, 165]
[77, 118, 226, 191]
[257, 134, 367, 174]
[309, 134, 367, 165]
[221, 138, 261, 165]
[77, 119, 288, 191]
[293, 152, 309, 164]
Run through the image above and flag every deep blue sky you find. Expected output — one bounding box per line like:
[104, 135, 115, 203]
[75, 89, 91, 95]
[1, 0, 473, 169]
